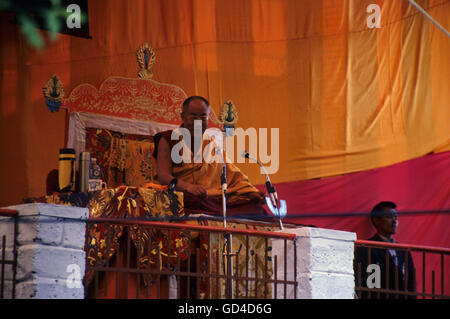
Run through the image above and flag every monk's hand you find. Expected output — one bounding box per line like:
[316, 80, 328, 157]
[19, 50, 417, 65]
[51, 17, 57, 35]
[248, 191, 265, 204]
[185, 184, 208, 198]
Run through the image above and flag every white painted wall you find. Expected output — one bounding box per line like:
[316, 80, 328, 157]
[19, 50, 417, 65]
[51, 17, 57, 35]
[1, 204, 356, 299]
[1, 203, 88, 299]
[272, 227, 356, 299]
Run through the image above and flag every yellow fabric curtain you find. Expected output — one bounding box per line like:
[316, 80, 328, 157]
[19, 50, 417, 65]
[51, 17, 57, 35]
[0, 0, 449, 205]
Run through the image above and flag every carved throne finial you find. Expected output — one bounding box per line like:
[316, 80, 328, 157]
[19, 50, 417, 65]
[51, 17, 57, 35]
[136, 43, 156, 79]
[43, 75, 65, 112]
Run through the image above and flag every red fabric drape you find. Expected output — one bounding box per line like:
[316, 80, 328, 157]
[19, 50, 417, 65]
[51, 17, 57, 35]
[255, 151, 450, 297]
[2, 1, 450, 206]
[258, 151, 450, 247]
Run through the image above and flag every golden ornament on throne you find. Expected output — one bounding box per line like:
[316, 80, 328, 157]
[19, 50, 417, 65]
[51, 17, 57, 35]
[42, 75, 65, 112]
[136, 42, 156, 79]
[219, 100, 239, 128]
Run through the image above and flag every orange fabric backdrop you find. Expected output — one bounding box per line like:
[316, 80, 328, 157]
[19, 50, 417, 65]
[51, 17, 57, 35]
[1, 0, 449, 206]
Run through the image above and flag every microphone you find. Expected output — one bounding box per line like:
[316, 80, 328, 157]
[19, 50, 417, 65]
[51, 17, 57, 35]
[242, 150, 286, 229]
[241, 151, 279, 209]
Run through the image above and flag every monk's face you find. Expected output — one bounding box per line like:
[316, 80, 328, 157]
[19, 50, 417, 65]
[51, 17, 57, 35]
[181, 99, 210, 136]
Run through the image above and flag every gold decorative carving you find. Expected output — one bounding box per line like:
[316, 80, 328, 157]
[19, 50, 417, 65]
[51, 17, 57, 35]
[43, 75, 65, 102]
[219, 100, 239, 126]
[136, 43, 156, 79]
[43, 75, 65, 112]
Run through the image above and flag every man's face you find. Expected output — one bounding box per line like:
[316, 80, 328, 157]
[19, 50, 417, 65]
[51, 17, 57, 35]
[181, 99, 210, 136]
[373, 208, 398, 237]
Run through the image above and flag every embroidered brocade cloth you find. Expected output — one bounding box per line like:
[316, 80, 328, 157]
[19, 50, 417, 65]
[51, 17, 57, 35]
[85, 128, 156, 188]
[28, 185, 186, 285]
[196, 219, 280, 299]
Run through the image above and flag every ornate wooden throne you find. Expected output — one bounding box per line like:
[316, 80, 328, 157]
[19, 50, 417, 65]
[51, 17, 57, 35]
[43, 42, 221, 189]
[41, 44, 279, 299]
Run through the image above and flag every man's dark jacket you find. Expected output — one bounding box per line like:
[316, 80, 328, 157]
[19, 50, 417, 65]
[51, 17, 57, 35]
[355, 234, 417, 299]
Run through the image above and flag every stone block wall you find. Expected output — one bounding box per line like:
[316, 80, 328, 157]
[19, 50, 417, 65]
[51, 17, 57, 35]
[1, 203, 88, 299]
[272, 227, 356, 299]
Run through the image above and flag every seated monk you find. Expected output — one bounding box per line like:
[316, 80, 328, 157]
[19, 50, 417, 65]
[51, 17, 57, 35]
[153, 96, 268, 217]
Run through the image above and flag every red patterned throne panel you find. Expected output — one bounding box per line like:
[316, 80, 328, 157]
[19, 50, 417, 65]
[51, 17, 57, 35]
[64, 76, 189, 124]
[43, 42, 220, 126]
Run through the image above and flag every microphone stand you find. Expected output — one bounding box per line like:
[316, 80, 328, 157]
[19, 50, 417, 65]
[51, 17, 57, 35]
[221, 135, 228, 230]
[220, 129, 233, 299]
[221, 125, 239, 299]
[219, 100, 238, 299]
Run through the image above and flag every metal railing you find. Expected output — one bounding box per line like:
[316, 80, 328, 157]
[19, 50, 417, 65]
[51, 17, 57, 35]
[4, 208, 448, 299]
[354, 240, 450, 299]
[83, 217, 298, 299]
[0, 209, 18, 299]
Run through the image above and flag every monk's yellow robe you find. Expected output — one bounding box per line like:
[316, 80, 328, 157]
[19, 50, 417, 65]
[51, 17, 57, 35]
[153, 128, 266, 216]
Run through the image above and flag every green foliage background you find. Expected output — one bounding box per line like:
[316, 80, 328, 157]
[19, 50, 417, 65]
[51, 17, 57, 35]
[0, 0, 87, 49]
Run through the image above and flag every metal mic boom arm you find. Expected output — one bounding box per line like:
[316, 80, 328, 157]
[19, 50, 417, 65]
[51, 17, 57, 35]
[242, 151, 279, 208]
[242, 150, 286, 229]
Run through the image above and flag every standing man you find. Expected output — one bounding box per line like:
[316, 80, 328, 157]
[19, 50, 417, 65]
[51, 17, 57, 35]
[355, 201, 416, 299]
